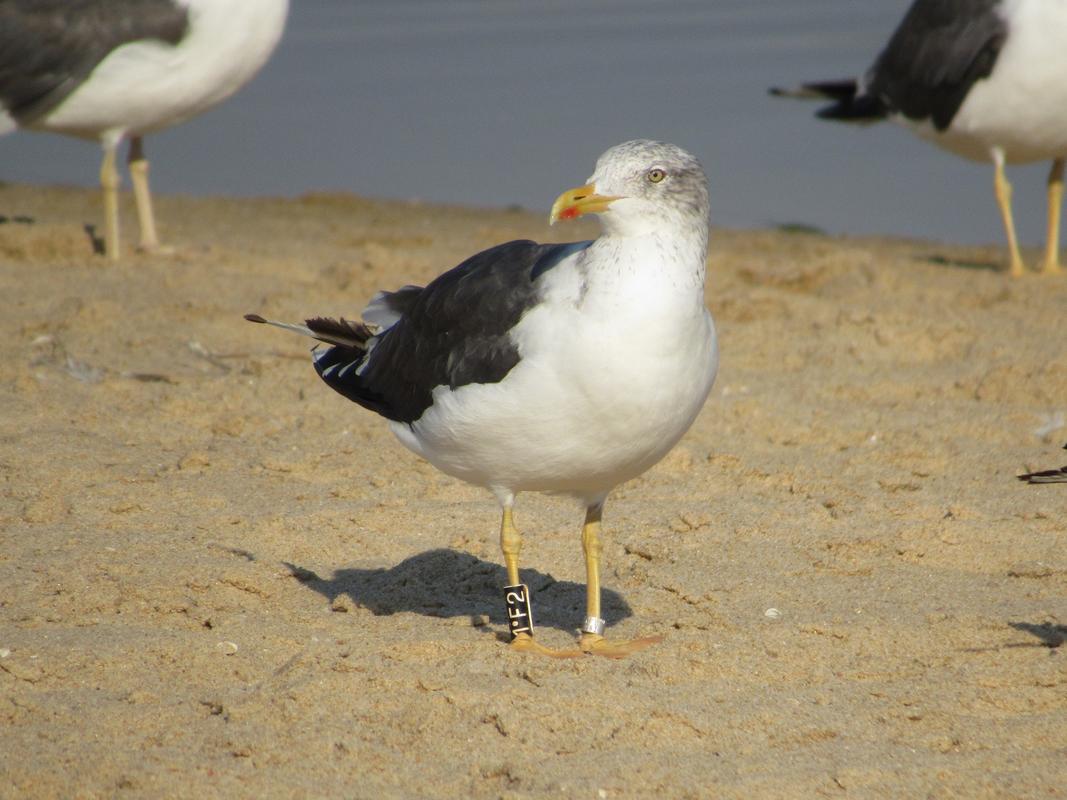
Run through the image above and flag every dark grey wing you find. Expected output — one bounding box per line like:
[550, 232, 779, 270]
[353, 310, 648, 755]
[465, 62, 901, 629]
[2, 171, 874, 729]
[0, 0, 188, 125]
[864, 0, 1007, 130]
[777, 0, 1007, 127]
[313, 239, 592, 424]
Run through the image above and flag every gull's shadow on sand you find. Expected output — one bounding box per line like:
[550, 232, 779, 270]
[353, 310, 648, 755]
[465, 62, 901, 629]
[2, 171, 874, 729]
[284, 548, 633, 638]
[83, 223, 106, 255]
[0, 214, 34, 225]
[1009, 621, 1065, 650]
[917, 253, 1002, 272]
[964, 622, 1066, 655]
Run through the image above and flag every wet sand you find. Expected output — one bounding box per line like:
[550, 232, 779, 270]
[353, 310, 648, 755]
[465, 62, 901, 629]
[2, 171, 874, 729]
[1, 183, 1064, 798]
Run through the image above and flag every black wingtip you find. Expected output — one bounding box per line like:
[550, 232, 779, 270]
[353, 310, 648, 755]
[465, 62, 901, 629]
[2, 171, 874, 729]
[768, 80, 860, 102]
[1017, 468, 1067, 484]
[244, 313, 267, 323]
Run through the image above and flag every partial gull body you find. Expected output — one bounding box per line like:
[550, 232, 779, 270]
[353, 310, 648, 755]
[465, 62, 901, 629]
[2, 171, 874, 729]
[772, 0, 1067, 276]
[1018, 444, 1067, 484]
[248, 140, 718, 658]
[0, 0, 289, 259]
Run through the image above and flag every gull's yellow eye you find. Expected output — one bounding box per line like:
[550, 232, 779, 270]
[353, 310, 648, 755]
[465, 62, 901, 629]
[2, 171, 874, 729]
[647, 168, 667, 183]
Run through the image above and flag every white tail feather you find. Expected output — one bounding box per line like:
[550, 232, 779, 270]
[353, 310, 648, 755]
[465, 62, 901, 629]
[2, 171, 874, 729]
[244, 313, 317, 339]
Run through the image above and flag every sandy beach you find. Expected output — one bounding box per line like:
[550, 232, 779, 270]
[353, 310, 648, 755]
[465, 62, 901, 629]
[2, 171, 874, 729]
[1, 183, 1064, 798]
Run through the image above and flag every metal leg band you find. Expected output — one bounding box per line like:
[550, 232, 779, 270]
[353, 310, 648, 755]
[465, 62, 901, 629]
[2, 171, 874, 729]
[581, 616, 606, 636]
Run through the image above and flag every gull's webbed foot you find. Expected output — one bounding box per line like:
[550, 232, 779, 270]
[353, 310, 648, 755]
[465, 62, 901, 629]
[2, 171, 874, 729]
[509, 632, 583, 659]
[136, 242, 178, 257]
[578, 632, 664, 659]
[1039, 255, 1062, 275]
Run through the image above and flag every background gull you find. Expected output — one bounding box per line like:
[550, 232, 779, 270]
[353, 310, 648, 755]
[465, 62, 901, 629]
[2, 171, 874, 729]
[0, 0, 288, 259]
[772, 0, 1067, 276]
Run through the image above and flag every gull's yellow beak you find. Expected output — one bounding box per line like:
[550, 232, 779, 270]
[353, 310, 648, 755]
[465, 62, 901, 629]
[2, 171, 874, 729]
[549, 183, 620, 225]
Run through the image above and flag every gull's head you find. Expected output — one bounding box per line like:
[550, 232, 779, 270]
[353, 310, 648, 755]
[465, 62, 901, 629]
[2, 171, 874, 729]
[549, 140, 709, 237]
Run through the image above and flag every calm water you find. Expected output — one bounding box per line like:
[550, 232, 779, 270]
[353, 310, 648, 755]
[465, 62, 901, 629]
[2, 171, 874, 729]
[1, 0, 1056, 247]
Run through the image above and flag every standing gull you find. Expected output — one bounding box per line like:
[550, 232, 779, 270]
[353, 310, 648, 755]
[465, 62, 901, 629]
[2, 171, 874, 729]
[772, 0, 1067, 276]
[247, 140, 718, 658]
[0, 0, 289, 259]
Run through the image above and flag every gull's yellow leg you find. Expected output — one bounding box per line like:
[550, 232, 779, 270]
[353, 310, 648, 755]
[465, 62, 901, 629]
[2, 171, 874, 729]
[582, 504, 603, 628]
[578, 503, 662, 658]
[99, 144, 121, 260]
[500, 506, 522, 589]
[993, 152, 1026, 277]
[128, 136, 168, 253]
[1040, 158, 1064, 275]
[500, 506, 581, 659]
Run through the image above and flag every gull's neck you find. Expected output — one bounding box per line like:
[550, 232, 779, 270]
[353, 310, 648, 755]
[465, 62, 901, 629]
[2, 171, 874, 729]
[585, 218, 709, 296]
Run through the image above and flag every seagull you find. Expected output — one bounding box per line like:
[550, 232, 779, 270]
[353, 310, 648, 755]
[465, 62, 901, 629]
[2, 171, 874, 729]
[771, 0, 1067, 277]
[1018, 444, 1067, 483]
[0, 0, 289, 259]
[247, 140, 718, 658]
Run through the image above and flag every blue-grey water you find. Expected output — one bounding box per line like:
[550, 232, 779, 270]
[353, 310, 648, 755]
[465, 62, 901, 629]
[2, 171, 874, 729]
[1, 0, 1056, 247]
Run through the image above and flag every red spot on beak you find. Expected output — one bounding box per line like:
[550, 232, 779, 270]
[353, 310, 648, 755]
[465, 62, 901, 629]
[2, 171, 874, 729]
[559, 207, 579, 220]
